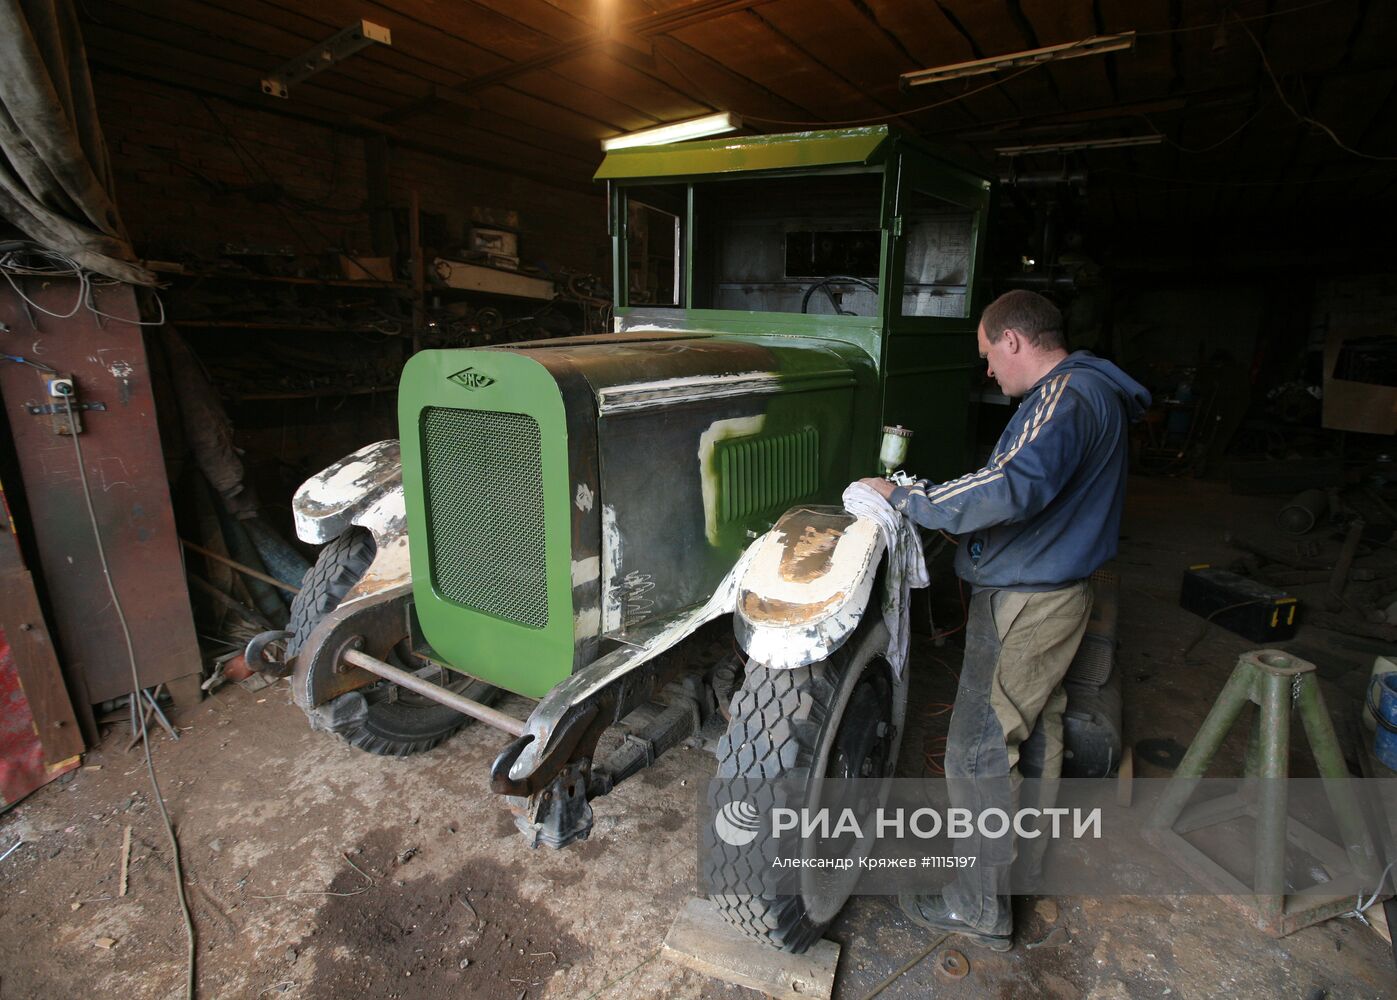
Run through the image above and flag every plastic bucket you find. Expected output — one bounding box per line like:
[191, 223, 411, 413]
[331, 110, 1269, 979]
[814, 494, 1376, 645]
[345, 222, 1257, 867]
[1368, 672, 1397, 771]
[1362, 656, 1396, 732]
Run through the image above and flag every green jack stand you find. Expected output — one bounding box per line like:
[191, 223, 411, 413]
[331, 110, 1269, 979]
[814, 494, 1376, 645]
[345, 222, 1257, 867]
[1146, 649, 1382, 936]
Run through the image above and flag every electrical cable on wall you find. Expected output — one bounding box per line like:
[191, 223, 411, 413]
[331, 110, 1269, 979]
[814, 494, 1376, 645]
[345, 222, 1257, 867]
[63, 399, 197, 999]
[3, 353, 56, 372]
[0, 245, 167, 326]
[1234, 12, 1397, 162]
[197, 96, 377, 269]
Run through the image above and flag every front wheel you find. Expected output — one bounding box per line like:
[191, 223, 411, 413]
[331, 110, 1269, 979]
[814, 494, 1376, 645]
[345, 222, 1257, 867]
[705, 618, 907, 953]
[289, 528, 498, 757]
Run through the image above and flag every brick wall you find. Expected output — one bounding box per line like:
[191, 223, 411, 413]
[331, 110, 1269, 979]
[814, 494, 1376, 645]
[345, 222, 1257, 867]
[94, 68, 609, 275]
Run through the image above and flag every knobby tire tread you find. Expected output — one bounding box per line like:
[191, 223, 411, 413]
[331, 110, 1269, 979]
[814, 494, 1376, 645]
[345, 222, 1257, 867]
[290, 528, 494, 756]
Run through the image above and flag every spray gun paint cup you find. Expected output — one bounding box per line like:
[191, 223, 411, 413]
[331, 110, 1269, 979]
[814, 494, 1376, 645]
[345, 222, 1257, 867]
[879, 425, 912, 477]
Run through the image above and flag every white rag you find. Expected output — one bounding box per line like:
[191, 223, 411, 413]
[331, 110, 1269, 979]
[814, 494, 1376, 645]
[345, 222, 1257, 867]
[841, 481, 930, 679]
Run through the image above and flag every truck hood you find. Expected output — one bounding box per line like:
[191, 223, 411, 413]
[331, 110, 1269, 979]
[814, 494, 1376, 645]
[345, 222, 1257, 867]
[499, 333, 858, 412]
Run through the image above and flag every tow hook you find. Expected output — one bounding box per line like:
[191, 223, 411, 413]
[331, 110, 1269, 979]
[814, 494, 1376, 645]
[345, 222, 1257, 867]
[245, 629, 294, 677]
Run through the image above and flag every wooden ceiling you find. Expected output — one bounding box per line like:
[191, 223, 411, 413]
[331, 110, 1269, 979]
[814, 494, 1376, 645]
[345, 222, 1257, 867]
[82, 0, 1397, 245]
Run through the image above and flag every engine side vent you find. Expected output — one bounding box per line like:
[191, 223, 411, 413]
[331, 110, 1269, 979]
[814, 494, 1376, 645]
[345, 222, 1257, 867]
[716, 427, 819, 524]
[421, 407, 549, 629]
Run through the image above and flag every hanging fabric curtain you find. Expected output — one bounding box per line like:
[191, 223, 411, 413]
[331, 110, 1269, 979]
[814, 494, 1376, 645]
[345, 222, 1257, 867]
[0, 0, 153, 285]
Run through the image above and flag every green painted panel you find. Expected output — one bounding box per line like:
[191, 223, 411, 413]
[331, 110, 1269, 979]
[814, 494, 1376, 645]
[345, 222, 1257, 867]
[399, 349, 576, 698]
[716, 426, 819, 523]
[596, 126, 891, 180]
[882, 334, 981, 483]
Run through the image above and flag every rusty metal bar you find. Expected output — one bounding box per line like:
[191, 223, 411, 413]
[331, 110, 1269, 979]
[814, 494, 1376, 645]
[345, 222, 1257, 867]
[181, 537, 301, 595]
[341, 648, 526, 737]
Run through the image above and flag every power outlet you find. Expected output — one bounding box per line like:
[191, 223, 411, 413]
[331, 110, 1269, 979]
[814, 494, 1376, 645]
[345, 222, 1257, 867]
[43, 372, 81, 436]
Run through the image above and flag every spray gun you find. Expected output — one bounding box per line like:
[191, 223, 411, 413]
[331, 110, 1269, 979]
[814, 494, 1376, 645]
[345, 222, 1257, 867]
[878, 425, 916, 486]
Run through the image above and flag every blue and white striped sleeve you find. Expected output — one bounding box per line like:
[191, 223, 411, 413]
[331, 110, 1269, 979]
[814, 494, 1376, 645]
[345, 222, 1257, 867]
[889, 374, 1088, 534]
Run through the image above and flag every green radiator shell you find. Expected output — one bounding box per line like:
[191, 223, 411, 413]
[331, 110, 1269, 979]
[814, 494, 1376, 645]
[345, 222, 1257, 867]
[399, 349, 577, 699]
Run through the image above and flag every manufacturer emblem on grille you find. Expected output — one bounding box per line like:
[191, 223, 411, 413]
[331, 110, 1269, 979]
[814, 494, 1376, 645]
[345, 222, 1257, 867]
[447, 367, 495, 390]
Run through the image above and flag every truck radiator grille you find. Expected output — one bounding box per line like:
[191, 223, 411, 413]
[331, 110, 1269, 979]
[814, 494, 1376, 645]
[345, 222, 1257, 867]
[717, 427, 819, 523]
[421, 407, 548, 629]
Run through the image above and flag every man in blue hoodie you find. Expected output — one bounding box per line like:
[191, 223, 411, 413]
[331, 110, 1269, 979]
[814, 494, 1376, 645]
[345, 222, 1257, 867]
[861, 289, 1150, 951]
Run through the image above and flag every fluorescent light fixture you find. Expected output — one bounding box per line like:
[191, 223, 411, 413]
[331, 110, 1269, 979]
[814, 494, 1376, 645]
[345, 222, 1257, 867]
[996, 134, 1163, 157]
[601, 112, 741, 151]
[261, 20, 391, 100]
[901, 32, 1136, 88]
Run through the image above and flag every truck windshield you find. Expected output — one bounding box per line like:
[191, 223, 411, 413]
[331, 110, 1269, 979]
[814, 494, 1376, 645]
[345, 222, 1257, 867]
[690, 173, 883, 317]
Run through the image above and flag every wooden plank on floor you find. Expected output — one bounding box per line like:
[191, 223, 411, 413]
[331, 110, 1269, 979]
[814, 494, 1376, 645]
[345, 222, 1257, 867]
[661, 897, 839, 1000]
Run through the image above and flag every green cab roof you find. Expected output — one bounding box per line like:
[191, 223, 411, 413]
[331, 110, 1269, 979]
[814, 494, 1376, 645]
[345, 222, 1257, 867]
[594, 125, 893, 181]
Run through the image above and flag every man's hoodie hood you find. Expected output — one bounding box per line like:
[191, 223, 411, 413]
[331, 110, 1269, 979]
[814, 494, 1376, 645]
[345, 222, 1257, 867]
[1041, 351, 1151, 420]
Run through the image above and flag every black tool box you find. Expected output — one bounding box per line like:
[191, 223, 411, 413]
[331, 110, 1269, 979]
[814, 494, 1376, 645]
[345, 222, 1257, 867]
[1179, 565, 1300, 642]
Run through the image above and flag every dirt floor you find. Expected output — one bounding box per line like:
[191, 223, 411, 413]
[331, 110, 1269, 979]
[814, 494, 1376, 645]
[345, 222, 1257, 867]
[1, 476, 1394, 999]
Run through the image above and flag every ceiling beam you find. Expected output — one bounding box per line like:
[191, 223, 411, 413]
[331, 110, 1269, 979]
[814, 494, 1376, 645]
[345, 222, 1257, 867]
[90, 61, 598, 195]
[377, 0, 779, 124]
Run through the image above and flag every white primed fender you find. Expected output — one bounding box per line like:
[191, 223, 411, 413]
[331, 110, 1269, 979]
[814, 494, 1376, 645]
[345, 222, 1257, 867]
[292, 439, 402, 543]
[292, 439, 411, 607]
[734, 506, 886, 669]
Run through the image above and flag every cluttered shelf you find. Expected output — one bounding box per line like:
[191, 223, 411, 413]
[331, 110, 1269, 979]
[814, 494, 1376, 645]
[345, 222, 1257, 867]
[148, 260, 410, 292]
[156, 255, 414, 336]
[181, 271, 408, 291]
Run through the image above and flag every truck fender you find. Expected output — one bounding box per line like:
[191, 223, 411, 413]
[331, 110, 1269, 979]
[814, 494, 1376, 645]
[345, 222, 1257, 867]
[734, 505, 886, 669]
[291, 439, 411, 602]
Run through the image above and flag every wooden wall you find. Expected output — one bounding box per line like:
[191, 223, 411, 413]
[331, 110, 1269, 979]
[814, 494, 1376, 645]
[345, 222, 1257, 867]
[94, 68, 609, 274]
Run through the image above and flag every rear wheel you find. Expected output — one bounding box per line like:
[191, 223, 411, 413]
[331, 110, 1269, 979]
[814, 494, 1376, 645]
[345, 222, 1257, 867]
[705, 618, 906, 952]
[290, 528, 497, 756]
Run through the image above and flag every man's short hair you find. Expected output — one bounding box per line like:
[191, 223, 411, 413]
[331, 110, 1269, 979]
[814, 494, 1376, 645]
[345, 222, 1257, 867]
[980, 290, 1066, 351]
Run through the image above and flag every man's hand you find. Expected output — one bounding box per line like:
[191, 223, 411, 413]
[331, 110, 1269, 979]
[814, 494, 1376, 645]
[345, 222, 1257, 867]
[858, 476, 897, 500]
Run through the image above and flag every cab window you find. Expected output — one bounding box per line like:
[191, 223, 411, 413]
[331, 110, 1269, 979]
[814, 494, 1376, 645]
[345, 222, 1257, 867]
[689, 173, 883, 316]
[900, 187, 974, 318]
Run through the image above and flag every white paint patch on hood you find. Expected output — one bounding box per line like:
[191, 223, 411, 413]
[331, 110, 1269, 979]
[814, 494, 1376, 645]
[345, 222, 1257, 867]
[571, 555, 600, 588]
[573, 604, 601, 641]
[601, 504, 624, 633]
[598, 371, 784, 413]
[574, 482, 594, 512]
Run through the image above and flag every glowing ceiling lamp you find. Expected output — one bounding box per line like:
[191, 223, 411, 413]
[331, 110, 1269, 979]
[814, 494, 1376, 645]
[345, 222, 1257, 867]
[600, 112, 742, 151]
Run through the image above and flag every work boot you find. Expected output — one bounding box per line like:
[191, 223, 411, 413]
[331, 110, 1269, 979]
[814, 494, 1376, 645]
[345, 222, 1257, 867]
[896, 892, 1013, 952]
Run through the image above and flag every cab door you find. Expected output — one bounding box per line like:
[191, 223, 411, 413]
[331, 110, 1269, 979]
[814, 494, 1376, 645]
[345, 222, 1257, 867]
[881, 147, 993, 482]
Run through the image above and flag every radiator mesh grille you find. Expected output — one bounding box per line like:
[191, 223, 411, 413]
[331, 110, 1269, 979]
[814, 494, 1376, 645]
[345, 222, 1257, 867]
[421, 407, 548, 629]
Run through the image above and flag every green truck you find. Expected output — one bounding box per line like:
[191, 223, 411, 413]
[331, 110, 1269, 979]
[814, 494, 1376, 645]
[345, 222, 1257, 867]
[252, 125, 992, 951]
